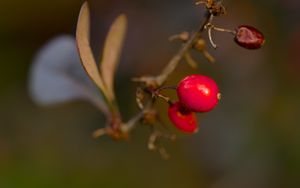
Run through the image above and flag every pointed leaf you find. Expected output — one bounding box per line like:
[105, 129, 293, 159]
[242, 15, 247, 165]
[76, 2, 109, 100]
[29, 35, 110, 116]
[100, 14, 127, 100]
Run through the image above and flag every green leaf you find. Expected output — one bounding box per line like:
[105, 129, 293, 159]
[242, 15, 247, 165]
[76, 2, 109, 100]
[100, 14, 127, 100]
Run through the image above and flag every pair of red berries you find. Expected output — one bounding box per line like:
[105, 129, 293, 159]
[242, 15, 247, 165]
[168, 74, 220, 133]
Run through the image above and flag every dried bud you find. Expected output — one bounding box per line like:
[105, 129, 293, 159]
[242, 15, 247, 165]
[179, 31, 190, 42]
[194, 38, 206, 51]
[142, 109, 158, 125]
[234, 25, 265, 49]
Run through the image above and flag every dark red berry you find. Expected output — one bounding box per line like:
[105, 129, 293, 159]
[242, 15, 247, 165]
[177, 74, 220, 113]
[168, 102, 198, 133]
[234, 25, 265, 49]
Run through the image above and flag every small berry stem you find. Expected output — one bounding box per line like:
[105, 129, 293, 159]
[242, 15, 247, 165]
[205, 23, 236, 48]
[212, 25, 236, 35]
[154, 92, 173, 105]
[156, 85, 177, 91]
[207, 25, 218, 49]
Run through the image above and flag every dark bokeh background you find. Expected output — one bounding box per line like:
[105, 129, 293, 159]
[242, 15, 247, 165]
[1, 0, 300, 187]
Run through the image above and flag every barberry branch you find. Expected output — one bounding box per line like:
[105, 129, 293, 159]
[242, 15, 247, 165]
[121, 11, 214, 133]
[88, 0, 264, 159]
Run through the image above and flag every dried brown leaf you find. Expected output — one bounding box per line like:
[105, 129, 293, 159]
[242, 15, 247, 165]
[100, 14, 127, 100]
[76, 2, 109, 100]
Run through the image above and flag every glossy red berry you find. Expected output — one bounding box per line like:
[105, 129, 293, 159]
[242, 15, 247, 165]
[234, 25, 265, 49]
[168, 102, 198, 133]
[177, 74, 220, 113]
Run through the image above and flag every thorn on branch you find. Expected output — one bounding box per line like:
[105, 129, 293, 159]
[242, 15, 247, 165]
[184, 52, 199, 69]
[92, 128, 107, 139]
[203, 49, 216, 63]
[169, 31, 190, 43]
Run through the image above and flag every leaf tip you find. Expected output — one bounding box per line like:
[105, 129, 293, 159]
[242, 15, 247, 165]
[118, 14, 128, 22]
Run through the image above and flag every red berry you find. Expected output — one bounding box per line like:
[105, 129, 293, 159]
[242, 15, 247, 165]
[177, 74, 220, 112]
[234, 25, 265, 49]
[168, 102, 198, 133]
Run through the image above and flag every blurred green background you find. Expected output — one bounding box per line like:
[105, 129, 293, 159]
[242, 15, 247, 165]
[1, 0, 300, 187]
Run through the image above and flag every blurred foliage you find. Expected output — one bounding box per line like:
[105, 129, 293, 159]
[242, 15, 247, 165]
[1, 0, 300, 187]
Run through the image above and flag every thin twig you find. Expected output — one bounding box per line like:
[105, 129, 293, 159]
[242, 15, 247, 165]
[121, 102, 152, 132]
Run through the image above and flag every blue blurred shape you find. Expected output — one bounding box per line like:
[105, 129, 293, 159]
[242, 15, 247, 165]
[29, 35, 109, 115]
